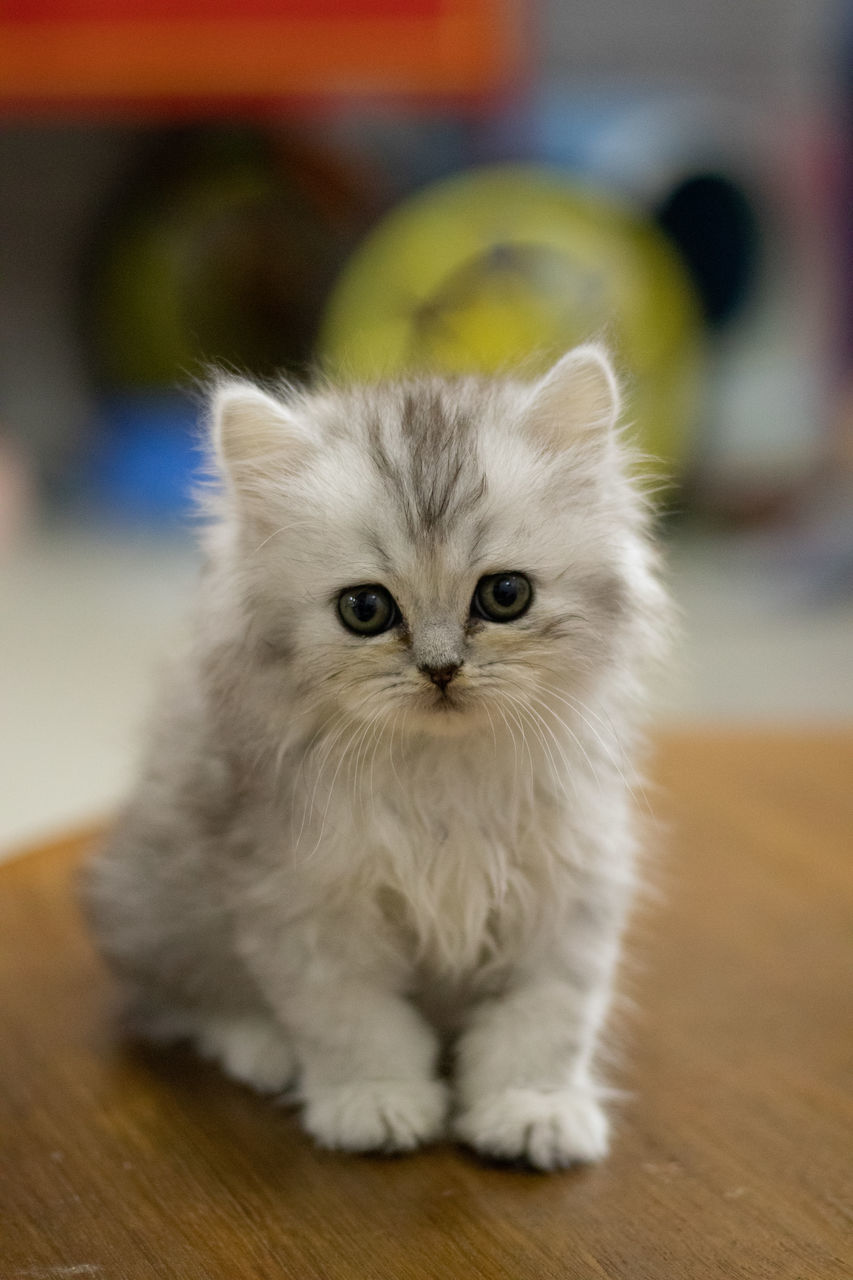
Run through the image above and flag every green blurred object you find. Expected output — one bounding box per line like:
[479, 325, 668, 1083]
[319, 165, 704, 475]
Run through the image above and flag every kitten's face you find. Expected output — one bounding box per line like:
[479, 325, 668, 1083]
[214, 349, 647, 742]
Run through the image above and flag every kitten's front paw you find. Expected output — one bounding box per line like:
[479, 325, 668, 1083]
[197, 1016, 296, 1094]
[455, 1087, 609, 1171]
[303, 1079, 449, 1153]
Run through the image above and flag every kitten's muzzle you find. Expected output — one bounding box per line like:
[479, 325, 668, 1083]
[419, 662, 461, 690]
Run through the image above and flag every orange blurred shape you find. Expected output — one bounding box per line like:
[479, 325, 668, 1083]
[0, 0, 525, 112]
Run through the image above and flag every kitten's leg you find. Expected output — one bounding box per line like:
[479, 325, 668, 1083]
[454, 883, 626, 1170]
[196, 1015, 296, 1094]
[236, 911, 448, 1153]
[124, 990, 297, 1094]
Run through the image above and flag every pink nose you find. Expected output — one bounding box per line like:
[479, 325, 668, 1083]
[420, 663, 460, 690]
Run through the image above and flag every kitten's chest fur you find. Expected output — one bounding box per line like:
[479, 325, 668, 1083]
[288, 730, 576, 980]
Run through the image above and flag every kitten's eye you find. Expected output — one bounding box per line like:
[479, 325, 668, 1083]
[337, 585, 398, 636]
[473, 572, 532, 623]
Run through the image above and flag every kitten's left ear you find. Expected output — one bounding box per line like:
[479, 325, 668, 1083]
[524, 344, 621, 452]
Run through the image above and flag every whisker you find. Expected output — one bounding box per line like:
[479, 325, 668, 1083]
[482, 701, 498, 761]
[252, 519, 316, 554]
[521, 696, 582, 797]
[537, 685, 653, 817]
[366, 709, 389, 813]
[347, 711, 380, 810]
[352, 706, 390, 821]
[494, 703, 533, 820]
[541, 685, 622, 751]
[499, 695, 533, 777]
[525, 690, 600, 793]
[494, 696, 522, 773]
[294, 710, 352, 848]
[304, 717, 369, 861]
[387, 707, 403, 792]
[502, 690, 568, 800]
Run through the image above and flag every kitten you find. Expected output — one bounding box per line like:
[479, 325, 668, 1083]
[84, 345, 669, 1170]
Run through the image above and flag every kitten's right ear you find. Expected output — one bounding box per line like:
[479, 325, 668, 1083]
[212, 380, 313, 479]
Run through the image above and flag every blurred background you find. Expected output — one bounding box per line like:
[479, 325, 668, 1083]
[1, 0, 852, 856]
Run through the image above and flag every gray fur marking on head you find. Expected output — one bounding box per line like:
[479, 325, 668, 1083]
[366, 385, 487, 541]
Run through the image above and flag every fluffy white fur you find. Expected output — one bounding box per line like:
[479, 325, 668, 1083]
[84, 346, 669, 1170]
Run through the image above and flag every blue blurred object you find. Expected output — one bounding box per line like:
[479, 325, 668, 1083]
[85, 392, 202, 524]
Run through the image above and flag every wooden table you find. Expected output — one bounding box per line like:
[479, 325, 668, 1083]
[2, 731, 851, 1279]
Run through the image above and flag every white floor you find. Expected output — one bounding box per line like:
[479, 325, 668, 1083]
[2, 521, 852, 858]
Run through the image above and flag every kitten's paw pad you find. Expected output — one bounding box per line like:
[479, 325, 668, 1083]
[455, 1088, 609, 1170]
[197, 1017, 296, 1094]
[303, 1080, 449, 1153]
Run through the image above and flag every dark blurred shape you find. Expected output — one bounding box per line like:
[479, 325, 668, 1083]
[84, 125, 376, 389]
[655, 172, 761, 330]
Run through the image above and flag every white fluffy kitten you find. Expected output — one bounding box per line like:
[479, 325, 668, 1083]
[85, 345, 668, 1170]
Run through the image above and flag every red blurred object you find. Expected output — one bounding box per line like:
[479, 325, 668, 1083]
[0, 0, 525, 116]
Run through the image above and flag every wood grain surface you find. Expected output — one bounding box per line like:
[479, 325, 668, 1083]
[1, 731, 851, 1279]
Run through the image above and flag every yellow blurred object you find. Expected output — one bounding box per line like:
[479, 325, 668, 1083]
[319, 166, 704, 474]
